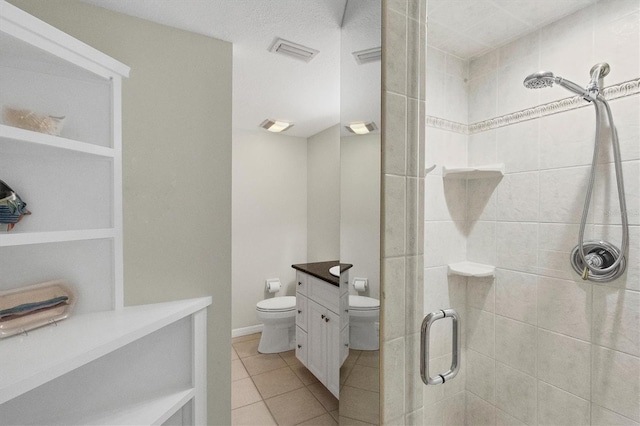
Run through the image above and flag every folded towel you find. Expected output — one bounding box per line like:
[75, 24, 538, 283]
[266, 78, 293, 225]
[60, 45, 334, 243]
[0, 296, 69, 319]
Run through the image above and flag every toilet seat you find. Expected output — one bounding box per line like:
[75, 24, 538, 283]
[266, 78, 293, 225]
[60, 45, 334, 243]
[349, 295, 379, 311]
[256, 296, 296, 313]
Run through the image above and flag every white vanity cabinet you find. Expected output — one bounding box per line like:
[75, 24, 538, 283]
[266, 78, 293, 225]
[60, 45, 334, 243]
[0, 3, 210, 424]
[294, 267, 349, 399]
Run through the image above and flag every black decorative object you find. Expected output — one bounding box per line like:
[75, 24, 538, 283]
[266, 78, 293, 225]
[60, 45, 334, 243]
[0, 179, 31, 231]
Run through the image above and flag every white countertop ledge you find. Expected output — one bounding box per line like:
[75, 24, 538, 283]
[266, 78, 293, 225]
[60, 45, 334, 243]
[0, 297, 212, 404]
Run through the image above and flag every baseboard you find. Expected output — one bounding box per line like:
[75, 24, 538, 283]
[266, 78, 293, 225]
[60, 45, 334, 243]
[232, 324, 263, 338]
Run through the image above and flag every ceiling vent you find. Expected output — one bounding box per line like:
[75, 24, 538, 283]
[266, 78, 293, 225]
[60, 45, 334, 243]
[269, 38, 319, 62]
[353, 47, 382, 65]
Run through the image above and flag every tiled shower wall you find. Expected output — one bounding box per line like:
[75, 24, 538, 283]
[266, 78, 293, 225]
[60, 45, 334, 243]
[423, 46, 471, 426]
[380, 0, 426, 424]
[421, 0, 640, 425]
[463, 1, 640, 424]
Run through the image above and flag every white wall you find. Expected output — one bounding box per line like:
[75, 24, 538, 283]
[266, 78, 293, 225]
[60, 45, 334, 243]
[232, 129, 307, 330]
[307, 124, 341, 262]
[340, 133, 381, 299]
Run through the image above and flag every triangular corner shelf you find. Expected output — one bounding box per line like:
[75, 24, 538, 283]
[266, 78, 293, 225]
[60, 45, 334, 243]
[448, 261, 495, 278]
[442, 164, 505, 179]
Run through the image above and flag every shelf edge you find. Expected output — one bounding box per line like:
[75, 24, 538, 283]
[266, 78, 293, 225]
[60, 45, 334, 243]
[73, 388, 195, 425]
[0, 297, 212, 405]
[442, 163, 505, 179]
[448, 261, 496, 278]
[0, 228, 116, 247]
[0, 2, 130, 78]
[0, 124, 115, 157]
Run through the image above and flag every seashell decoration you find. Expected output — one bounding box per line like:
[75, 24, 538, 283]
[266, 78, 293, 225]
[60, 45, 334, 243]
[3, 107, 65, 136]
[0, 179, 31, 231]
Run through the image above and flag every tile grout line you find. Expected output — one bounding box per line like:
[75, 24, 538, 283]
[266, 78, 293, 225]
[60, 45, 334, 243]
[232, 336, 381, 424]
[259, 353, 303, 425]
[231, 336, 278, 423]
[233, 336, 337, 425]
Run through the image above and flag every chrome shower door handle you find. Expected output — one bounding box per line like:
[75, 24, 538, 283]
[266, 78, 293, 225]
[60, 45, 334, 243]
[420, 309, 460, 386]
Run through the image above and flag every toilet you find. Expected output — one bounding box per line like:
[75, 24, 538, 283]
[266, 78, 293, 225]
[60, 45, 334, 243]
[349, 295, 380, 350]
[255, 296, 297, 353]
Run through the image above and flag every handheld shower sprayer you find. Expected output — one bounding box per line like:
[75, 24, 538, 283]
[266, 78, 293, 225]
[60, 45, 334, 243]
[523, 70, 598, 101]
[522, 63, 629, 283]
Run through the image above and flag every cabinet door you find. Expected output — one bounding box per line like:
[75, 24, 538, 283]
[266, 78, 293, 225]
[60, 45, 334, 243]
[340, 292, 349, 331]
[340, 323, 349, 366]
[340, 271, 349, 295]
[296, 294, 308, 331]
[325, 309, 340, 398]
[296, 272, 308, 296]
[306, 299, 327, 383]
[296, 326, 308, 365]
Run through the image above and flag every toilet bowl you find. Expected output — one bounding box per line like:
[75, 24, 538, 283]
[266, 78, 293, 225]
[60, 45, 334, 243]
[255, 296, 297, 353]
[349, 295, 380, 350]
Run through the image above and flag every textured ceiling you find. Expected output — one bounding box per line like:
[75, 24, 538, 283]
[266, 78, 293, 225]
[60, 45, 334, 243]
[79, 0, 595, 138]
[428, 0, 598, 59]
[81, 0, 350, 138]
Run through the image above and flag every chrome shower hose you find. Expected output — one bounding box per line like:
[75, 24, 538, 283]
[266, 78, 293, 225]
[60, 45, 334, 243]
[570, 95, 629, 282]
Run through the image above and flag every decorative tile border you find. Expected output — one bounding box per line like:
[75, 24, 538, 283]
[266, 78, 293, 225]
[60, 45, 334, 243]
[426, 78, 640, 135]
[425, 116, 468, 134]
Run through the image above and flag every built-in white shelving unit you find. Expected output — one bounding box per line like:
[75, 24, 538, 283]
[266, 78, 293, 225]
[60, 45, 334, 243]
[448, 261, 495, 278]
[0, 298, 210, 425]
[0, 3, 210, 424]
[442, 164, 504, 179]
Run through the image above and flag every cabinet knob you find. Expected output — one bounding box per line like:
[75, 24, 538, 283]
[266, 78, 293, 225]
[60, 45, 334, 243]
[298, 282, 302, 286]
[321, 314, 325, 319]
[298, 310, 302, 314]
[325, 317, 329, 323]
[298, 344, 302, 349]
[344, 343, 349, 347]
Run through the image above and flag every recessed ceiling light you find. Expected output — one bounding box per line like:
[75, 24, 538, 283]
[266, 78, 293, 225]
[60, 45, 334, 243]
[260, 119, 294, 133]
[345, 122, 377, 135]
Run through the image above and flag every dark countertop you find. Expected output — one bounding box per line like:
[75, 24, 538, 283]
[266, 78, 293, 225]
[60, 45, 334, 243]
[291, 260, 353, 286]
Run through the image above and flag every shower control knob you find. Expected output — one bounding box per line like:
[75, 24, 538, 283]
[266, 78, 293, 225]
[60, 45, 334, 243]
[325, 317, 329, 323]
[585, 248, 616, 270]
[321, 314, 325, 319]
[297, 344, 302, 349]
[297, 282, 301, 286]
[297, 310, 301, 314]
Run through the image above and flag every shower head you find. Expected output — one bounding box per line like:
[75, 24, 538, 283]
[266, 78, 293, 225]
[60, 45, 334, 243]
[523, 70, 593, 100]
[523, 71, 556, 89]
